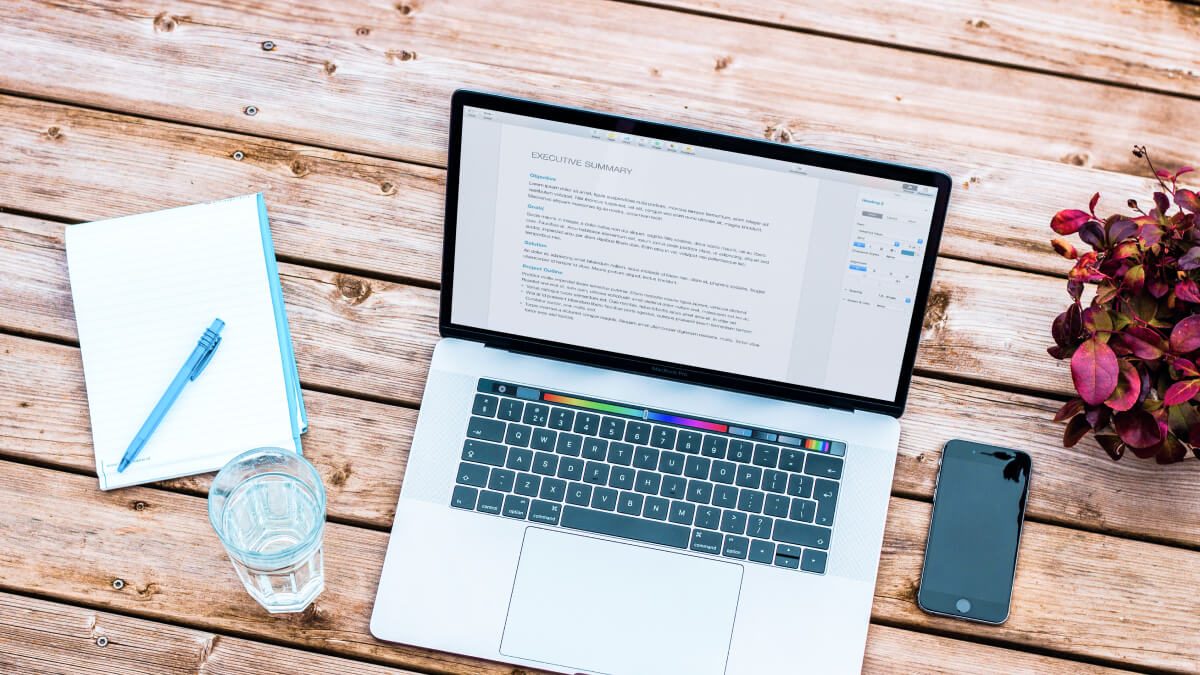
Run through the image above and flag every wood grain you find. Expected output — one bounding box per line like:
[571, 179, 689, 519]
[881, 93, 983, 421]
[0, 459, 1193, 672]
[643, 0, 1200, 98]
[0, 0, 1197, 178]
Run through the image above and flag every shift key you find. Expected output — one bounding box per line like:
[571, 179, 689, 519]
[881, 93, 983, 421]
[772, 520, 832, 550]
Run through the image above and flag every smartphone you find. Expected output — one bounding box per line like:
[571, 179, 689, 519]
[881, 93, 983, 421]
[917, 439, 1032, 624]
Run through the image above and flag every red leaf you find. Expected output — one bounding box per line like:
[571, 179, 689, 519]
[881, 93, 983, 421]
[1174, 358, 1200, 378]
[1164, 379, 1200, 405]
[1170, 315, 1200, 354]
[1095, 434, 1124, 460]
[1177, 188, 1200, 215]
[1178, 279, 1200, 304]
[1063, 414, 1091, 447]
[1157, 170, 1173, 179]
[1070, 338, 1119, 405]
[1088, 192, 1100, 216]
[1104, 360, 1141, 411]
[1154, 191, 1171, 214]
[1114, 409, 1164, 448]
[1050, 238, 1077, 259]
[1053, 398, 1085, 422]
[1122, 325, 1166, 359]
[1051, 209, 1092, 235]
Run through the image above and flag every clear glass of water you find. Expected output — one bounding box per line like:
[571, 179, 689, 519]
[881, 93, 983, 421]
[208, 447, 326, 613]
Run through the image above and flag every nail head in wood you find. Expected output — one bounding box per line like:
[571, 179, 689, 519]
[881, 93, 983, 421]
[96, 637, 109, 647]
[244, 106, 258, 116]
[232, 151, 245, 160]
[111, 579, 124, 590]
[262, 40, 275, 51]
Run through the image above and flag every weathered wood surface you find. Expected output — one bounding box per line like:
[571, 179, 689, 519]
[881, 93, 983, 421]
[0, 594, 1129, 675]
[2, 0, 1198, 177]
[647, 0, 1200, 98]
[1, 459, 1195, 672]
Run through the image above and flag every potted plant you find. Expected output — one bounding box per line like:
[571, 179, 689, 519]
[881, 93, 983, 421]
[1048, 147, 1199, 463]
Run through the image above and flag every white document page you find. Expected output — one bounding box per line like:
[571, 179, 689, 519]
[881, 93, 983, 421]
[65, 196, 297, 490]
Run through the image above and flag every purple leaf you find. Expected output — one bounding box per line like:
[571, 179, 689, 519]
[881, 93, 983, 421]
[1047, 345, 1067, 359]
[1178, 247, 1200, 270]
[1050, 209, 1093, 235]
[1113, 409, 1163, 448]
[1154, 191, 1171, 215]
[1053, 398, 1085, 422]
[1164, 379, 1200, 405]
[1081, 306, 1112, 333]
[1174, 358, 1200, 378]
[1063, 414, 1091, 447]
[1170, 315, 1200, 354]
[1071, 338, 1120, 405]
[1178, 279, 1200, 304]
[1067, 279, 1084, 301]
[1104, 360, 1141, 412]
[1139, 222, 1164, 246]
[1078, 221, 1106, 249]
[1095, 434, 1125, 461]
[1177, 188, 1200, 215]
[1122, 325, 1166, 359]
[1108, 219, 1137, 242]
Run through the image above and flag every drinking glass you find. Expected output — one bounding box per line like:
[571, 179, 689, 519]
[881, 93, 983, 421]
[208, 447, 326, 613]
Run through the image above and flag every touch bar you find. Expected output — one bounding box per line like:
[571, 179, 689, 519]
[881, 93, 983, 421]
[645, 412, 728, 433]
[542, 393, 643, 417]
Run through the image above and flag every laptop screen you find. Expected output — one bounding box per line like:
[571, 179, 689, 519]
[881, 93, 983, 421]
[444, 93, 948, 414]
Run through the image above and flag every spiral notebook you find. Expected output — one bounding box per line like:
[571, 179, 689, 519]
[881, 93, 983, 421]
[65, 194, 307, 490]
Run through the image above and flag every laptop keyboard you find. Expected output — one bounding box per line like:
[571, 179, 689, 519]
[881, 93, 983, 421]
[449, 379, 845, 575]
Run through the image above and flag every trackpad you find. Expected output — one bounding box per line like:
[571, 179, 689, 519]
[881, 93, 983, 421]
[500, 527, 743, 675]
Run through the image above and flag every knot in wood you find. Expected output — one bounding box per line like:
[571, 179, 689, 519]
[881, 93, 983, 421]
[153, 12, 177, 32]
[334, 274, 373, 305]
[396, 1, 415, 15]
[45, 126, 62, 139]
[356, 26, 371, 36]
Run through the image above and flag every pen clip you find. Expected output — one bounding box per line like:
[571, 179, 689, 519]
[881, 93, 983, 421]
[190, 336, 221, 380]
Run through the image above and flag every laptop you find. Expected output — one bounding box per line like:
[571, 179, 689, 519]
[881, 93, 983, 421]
[371, 90, 951, 674]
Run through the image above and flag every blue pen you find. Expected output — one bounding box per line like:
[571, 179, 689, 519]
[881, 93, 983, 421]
[117, 318, 225, 473]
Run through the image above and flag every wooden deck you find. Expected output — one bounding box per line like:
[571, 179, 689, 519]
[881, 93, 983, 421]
[2, 0, 1199, 672]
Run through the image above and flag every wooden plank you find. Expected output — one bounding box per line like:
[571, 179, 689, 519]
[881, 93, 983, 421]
[0, 0, 1197, 178]
[642, 0, 1200, 98]
[0, 592, 416, 675]
[0, 460, 1193, 672]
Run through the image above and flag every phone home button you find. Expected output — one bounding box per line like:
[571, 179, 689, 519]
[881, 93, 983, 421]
[955, 598, 972, 613]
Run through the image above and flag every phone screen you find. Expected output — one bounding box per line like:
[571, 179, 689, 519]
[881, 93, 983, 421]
[918, 440, 1031, 623]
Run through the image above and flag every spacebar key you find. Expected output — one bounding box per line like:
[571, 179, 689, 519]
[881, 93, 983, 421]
[561, 506, 689, 548]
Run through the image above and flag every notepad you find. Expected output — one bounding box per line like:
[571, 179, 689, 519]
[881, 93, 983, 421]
[65, 194, 307, 490]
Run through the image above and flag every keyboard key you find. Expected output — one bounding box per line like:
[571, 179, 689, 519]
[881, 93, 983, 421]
[607, 442, 634, 466]
[566, 482, 592, 506]
[522, 404, 549, 427]
[467, 417, 505, 442]
[562, 506, 689, 549]
[749, 539, 774, 564]
[746, 515, 772, 539]
[558, 457, 584, 481]
[701, 435, 728, 459]
[635, 470, 661, 494]
[497, 399, 523, 421]
[633, 446, 659, 469]
[539, 478, 566, 501]
[591, 486, 618, 511]
[472, 394, 497, 417]
[573, 412, 600, 435]
[503, 494, 530, 519]
[712, 484, 738, 508]
[728, 440, 754, 463]
[686, 480, 713, 504]
[548, 407, 574, 430]
[505, 424, 532, 447]
[643, 496, 669, 520]
[773, 521, 832, 549]
[529, 500, 562, 525]
[805, 453, 844, 480]
[488, 468, 515, 492]
[660, 475, 687, 499]
[764, 493, 790, 517]
[650, 426, 677, 449]
[609, 466, 636, 490]
[506, 448, 533, 472]
[556, 433, 583, 456]
[532, 452, 558, 476]
[753, 444, 779, 468]
[802, 549, 828, 574]
[462, 439, 506, 466]
[737, 489, 765, 514]
[774, 545, 801, 569]
[722, 535, 749, 560]
[617, 491, 644, 515]
[684, 455, 711, 479]
[477, 490, 503, 515]
[530, 428, 557, 452]
[762, 469, 788, 493]
[514, 473, 540, 497]
[710, 460, 735, 484]
[676, 430, 702, 454]
[599, 417, 626, 439]
[790, 498, 816, 522]
[787, 474, 814, 498]
[625, 421, 651, 444]
[736, 465, 763, 489]
[456, 462, 488, 487]
[695, 506, 721, 529]
[720, 510, 747, 535]
[658, 451, 685, 475]
[583, 461, 610, 485]
[779, 448, 805, 472]
[669, 500, 696, 525]
[815, 479, 839, 526]
[451, 485, 478, 510]
[582, 437, 608, 460]
[690, 529, 722, 554]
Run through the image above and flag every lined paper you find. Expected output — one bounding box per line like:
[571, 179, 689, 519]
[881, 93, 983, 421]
[66, 196, 297, 489]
